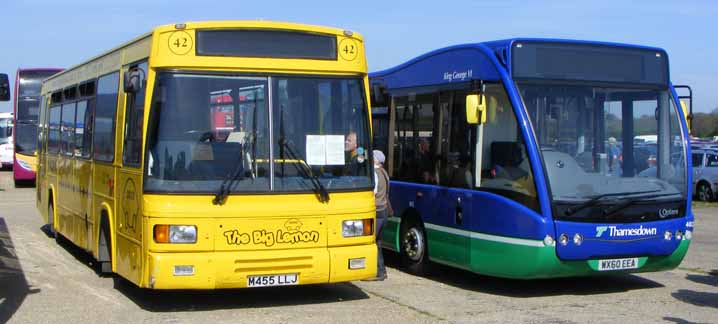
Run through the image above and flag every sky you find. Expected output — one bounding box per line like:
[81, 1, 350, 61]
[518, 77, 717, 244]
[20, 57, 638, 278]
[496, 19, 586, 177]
[1, 0, 716, 113]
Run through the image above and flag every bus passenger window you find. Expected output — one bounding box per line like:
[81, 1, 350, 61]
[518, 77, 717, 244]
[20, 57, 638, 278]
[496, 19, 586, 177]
[93, 72, 120, 162]
[48, 105, 61, 153]
[393, 94, 438, 184]
[60, 103, 76, 156]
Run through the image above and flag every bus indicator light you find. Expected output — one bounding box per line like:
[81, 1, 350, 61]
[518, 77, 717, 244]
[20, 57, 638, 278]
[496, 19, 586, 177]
[543, 235, 555, 246]
[154, 225, 169, 243]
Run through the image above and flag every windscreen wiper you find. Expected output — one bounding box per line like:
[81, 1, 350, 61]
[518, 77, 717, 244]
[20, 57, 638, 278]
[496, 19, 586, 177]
[602, 192, 683, 219]
[563, 189, 662, 217]
[212, 152, 245, 206]
[279, 138, 330, 203]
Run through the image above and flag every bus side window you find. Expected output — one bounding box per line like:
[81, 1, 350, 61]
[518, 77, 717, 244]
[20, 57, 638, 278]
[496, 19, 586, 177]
[478, 84, 539, 211]
[93, 72, 120, 162]
[80, 98, 94, 159]
[123, 61, 148, 167]
[48, 105, 61, 154]
[61, 103, 76, 156]
[707, 154, 718, 167]
[393, 94, 437, 184]
[75, 100, 89, 157]
[439, 92, 474, 189]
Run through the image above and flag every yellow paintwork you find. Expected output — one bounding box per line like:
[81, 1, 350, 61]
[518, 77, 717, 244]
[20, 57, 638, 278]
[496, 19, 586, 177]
[36, 21, 377, 289]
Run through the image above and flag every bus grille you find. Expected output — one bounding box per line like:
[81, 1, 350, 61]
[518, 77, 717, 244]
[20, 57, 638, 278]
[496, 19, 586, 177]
[233, 256, 314, 274]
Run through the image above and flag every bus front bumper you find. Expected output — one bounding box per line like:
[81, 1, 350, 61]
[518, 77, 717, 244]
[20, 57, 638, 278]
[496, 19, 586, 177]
[145, 244, 377, 289]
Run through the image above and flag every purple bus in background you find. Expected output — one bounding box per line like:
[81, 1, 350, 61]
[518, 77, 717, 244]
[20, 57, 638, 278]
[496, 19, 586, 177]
[13, 68, 62, 186]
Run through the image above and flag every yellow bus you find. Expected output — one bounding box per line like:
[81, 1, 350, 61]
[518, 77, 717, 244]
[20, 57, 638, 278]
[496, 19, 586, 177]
[36, 21, 377, 289]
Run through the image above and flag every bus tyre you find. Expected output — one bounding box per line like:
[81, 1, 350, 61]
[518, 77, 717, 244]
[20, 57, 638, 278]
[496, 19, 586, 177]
[697, 182, 714, 202]
[98, 219, 112, 275]
[47, 202, 57, 238]
[400, 219, 429, 275]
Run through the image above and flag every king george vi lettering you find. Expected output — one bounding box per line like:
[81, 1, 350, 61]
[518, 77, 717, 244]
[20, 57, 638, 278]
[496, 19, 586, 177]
[443, 69, 473, 82]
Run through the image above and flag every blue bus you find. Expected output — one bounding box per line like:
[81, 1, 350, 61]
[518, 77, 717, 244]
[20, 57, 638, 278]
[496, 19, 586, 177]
[370, 39, 692, 278]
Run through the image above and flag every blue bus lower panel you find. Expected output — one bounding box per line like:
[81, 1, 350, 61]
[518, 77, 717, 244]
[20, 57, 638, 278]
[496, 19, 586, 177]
[554, 218, 689, 261]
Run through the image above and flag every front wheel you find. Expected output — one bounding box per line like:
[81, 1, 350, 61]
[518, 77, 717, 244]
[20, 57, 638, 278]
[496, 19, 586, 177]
[400, 219, 429, 275]
[697, 182, 714, 202]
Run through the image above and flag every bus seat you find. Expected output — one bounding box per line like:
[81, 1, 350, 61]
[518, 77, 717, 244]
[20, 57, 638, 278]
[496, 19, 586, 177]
[491, 141, 528, 180]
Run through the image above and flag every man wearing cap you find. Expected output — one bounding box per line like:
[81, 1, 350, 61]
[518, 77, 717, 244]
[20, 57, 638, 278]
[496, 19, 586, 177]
[366, 149, 390, 281]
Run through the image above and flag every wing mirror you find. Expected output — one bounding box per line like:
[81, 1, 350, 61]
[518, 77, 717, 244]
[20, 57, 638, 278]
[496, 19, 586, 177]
[123, 68, 144, 94]
[465, 94, 486, 124]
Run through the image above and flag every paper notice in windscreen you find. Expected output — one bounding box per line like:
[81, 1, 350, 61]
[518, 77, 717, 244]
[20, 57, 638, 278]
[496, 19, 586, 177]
[306, 135, 326, 165]
[325, 135, 345, 165]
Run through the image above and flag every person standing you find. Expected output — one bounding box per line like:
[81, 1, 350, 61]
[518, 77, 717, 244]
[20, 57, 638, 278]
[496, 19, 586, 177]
[368, 149, 390, 281]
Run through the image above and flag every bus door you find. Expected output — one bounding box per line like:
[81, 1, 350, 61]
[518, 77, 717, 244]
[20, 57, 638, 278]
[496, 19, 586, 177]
[116, 61, 148, 283]
[440, 91, 480, 265]
[74, 97, 94, 249]
[58, 101, 78, 239]
[432, 91, 472, 267]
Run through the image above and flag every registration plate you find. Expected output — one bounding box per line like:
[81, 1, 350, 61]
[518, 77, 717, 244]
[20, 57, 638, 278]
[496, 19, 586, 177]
[597, 258, 639, 271]
[247, 273, 298, 287]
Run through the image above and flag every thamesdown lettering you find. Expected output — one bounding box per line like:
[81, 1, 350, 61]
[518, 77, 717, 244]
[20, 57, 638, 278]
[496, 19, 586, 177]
[608, 226, 657, 237]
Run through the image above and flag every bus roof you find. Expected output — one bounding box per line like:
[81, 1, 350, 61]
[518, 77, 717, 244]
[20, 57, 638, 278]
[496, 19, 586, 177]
[45, 20, 363, 83]
[370, 38, 669, 92]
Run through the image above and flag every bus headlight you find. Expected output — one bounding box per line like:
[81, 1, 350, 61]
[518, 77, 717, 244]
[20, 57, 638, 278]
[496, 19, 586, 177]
[573, 233, 583, 246]
[154, 225, 197, 243]
[675, 230, 683, 240]
[558, 234, 569, 246]
[342, 219, 373, 237]
[664, 230, 672, 241]
[17, 158, 32, 170]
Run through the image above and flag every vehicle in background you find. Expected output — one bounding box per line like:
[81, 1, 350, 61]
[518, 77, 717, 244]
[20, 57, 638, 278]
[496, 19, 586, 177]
[0, 73, 10, 101]
[371, 38, 692, 279]
[0, 112, 14, 168]
[691, 149, 718, 201]
[674, 85, 693, 135]
[13, 68, 63, 186]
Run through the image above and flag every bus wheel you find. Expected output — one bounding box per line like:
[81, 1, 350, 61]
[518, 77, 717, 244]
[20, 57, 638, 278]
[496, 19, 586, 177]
[400, 218, 429, 275]
[98, 217, 113, 275]
[47, 202, 57, 238]
[697, 182, 714, 202]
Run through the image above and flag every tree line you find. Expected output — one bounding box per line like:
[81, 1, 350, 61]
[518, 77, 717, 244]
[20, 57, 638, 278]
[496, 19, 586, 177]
[690, 109, 718, 138]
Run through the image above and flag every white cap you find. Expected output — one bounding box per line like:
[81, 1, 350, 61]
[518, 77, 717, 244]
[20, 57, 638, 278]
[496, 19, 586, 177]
[373, 150, 385, 164]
